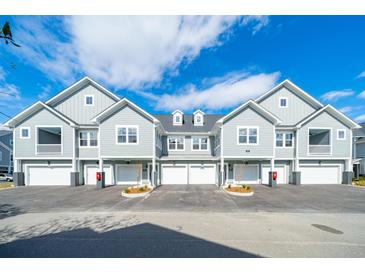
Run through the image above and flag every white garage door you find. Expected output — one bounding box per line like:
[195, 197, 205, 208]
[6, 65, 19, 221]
[162, 165, 188, 185]
[261, 166, 286, 185]
[189, 165, 216, 184]
[234, 165, 259, 184]
[116, 164, 141, 185]
[27, 166, 72, 185]
[86, 165, 113, 185]
[300, 165, 340, 184]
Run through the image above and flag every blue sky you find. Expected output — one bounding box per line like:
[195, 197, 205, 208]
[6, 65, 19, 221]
[1, 15, 365, 125]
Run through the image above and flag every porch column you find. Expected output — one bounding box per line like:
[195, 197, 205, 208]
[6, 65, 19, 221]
[152, 124, 157, 187]
[13, 159, 25, 186]
[291, 129, 301, 185]
[70, 158, 80, 187]
[97, 158, 105, 189]
[268, 158, 277, 187]
[220, 125, 224, 186]
[342, 159, 353, 185]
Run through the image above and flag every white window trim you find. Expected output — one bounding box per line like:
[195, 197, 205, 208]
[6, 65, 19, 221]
[115, 125, 139, 145]
[79, 130, 99, 148]
[275, 131, 294, 148]
[337, 129, 346, 140]
[237, 126, 259, 146]
[307, 127, 332, 156]
[20, 127, 31, 139]
[168, 136, 185, 151]
[191, 136, 209, 151]
[194, 114, 204, 126]
[279, 97, 288, 108]
[35, 125, 63, 156]
[84, 95, 95, 106]
[173, 113, 183, 126]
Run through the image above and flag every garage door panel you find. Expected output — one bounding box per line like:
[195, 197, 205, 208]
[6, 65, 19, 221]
[162, 165, 187, 185]
[300, 166, 340, 184]
[27, 166, 72, 185]
[86, 165, 112, 185]
[189, 165, 216, 185]
[262, 166, 286, 185]
[116, 165, 141, 185]
[234, 165, 259, 184]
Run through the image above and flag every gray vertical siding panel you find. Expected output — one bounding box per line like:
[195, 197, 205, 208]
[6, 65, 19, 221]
[99, 105, 153, 157]
[356, 143, 365, 158]
[259, 87, 317, 125]
[223, 107, 274, 157]
[14, 108, 73, 158]
[298, 111, 351, 158]
[0, 145, 10, 166]
[53, 84, 117, 125]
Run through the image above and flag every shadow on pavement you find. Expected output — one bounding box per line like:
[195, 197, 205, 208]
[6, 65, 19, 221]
[0, 222, 260, 258]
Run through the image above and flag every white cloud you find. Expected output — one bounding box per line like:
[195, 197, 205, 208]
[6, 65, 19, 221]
[356, 71, 365, 79]
[339, 106, 353, 114]
[152, 71, 280, 112]
[13, 16, 269, 89]
[358, 90, 365, 99]
[0, 66, 6, 82]
[321, 89, 354, 102]
[355, 114, 365, 123]
[0, 83, 21, 101]
[38, 84, 52, 100]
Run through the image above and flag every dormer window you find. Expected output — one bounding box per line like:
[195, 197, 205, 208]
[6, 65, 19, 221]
[193, 110, 204, 126]
[172, 110, 183, 126]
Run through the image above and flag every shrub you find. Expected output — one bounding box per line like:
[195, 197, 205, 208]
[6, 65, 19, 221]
[228, 184, 231, 188]
[139, 187, 145, 192]
[124, 188, 130, 193]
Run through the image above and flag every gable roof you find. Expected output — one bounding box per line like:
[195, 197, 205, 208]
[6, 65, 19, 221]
[217, 100, 282, 125]
[0, 140, 12, 152]
[193, 110, 205, 115]
[172, 109, 184, 115]
[354, 122, 365, 137]
[91, 98, 157, 123]
[4, 101, 77, 128]
[256, 79, 323, 109]
[0, 130, 11, 137]
[46, 76, 120, 106]
[296, 105, 361, 129]
[155, 114, 223, 133]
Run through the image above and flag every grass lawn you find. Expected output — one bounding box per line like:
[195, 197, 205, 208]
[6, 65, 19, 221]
[0, 182, 14, 189]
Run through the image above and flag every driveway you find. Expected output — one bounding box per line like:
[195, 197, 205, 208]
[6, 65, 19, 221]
[0, 184, 365, 214]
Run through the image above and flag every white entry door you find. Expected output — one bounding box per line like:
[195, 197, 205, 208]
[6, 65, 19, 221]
[300, 165, 340, 184]
[234, 164, 259, 184]
[116, 164, 142, 185]
[162, 165, 188, 184]
[189, 164, 216, 184]
[27, 165, 72, 185]
[85, 165, 113, 185]
[261, 165, 286, 184]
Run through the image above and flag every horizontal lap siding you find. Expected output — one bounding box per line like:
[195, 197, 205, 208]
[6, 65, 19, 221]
[259, 87, 317, 125]
[99, 105, 153, 157]
[223, 107, 274, 157]
[53, 84, 117, 125]
[298, 111, 351, 158]
[14, 108, 73, 158]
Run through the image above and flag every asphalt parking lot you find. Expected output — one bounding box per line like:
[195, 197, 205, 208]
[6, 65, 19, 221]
[1, 184, 365, 215]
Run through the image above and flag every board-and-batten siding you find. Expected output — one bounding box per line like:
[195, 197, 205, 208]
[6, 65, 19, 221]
[0, 145, 10, 166]
[297, 111, 351, 158]
[99, 105, 153, 157]
[14, 108, 73, 158]
[53, 84, 117, 125]
[259, 87, 317, 125]
[223, 107, 274, 157]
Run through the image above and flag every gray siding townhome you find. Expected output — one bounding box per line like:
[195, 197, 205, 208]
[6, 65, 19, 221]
[353, 122, 365, 177]
[0, 130, 13, 174]
[4, 77, 360, 187]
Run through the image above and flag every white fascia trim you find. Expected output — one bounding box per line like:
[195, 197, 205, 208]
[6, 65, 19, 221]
[217, 100, 282, 125]
[296, 105, 361, 129]
[4, 101, 76, 127]
[92, 98, 157, 123]
[14, 157, 73, 160]
[172, 109, 184, 115]
[165, 131, 212, 136]
[100, 156, 153, 159]
[193, 109, 205, 115]
[255, 79, 323, 108]
[46, 76, 120, 105]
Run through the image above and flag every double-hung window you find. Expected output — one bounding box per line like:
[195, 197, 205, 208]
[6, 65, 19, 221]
[168, 137, 184, 151]
[192, 136, 209, 151]
[79, 130, 98, 147]
[276, 132, 293, 147]
[238, 126, 258, 145]
[84, 95, 94, 106]
[20, 127, 30, 139]
[116, 126, 138, 144]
